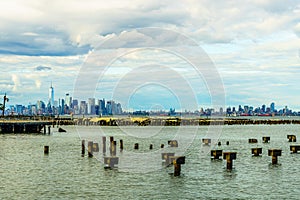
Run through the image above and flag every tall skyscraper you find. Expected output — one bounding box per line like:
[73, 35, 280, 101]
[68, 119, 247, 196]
[49, 82, 54, 107]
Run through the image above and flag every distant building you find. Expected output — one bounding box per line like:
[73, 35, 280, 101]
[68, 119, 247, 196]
[88, 98, 96, 115]
[48, 82, 54, 107]
[270, 102, 275, 112]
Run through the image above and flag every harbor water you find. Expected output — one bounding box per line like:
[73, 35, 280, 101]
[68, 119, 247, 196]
[1, 125, 300, 199]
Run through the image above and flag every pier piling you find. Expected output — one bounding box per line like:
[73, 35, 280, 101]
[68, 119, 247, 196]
[249, 138, 258, 143]
[168, 140, 178, 147]
[223, 152, 237, 170]
[88, 141, 93, 157]
[211, 150, 223, 160]
[268, 149, 282, 164]
[262, 137, 270, 143]
[290, 145, 300, 153]
[251, 148, 262, 156]
[104, 157, 119, 169]
[287, 135, 297, 142]
[81, 140, 85, 156]
[120, 139, 123, 151]
[44, 146, 49, 154]
[102, 137, 106, 154]
[202, 138, 211, 145]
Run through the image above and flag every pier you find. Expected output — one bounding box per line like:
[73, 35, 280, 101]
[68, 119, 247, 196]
[0, 117, 54, 133]
[74, 117, 300, 126]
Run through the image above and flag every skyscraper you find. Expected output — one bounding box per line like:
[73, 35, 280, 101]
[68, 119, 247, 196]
[49, 82, 54, 107]
[270, 102, 275, 112]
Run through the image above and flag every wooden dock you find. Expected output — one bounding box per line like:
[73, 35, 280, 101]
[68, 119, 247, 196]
[0, 117, 54, 133]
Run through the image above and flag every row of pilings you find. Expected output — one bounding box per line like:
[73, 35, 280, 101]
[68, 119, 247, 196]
[74, 117, 300, 126]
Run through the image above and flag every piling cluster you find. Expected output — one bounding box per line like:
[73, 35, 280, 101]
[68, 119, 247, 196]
[210, 134, 299, 170]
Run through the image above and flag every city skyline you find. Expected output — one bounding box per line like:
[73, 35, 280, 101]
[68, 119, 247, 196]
[0, 1, 299, 110]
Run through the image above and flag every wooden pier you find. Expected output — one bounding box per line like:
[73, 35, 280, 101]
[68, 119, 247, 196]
[0, 117, 54, 133]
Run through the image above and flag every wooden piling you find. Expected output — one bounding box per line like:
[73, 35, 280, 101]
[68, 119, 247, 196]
[44, 145, 49, 154]
[149, 144, 153, 150]
[202, 138, 211, 145]
[48, 126, 51, 135]
[120, 139, 123, 151]
[211, 150, 223, 159]
[102, 137, 106, 154]
[168, 140, 178, 147]
[290, 145, 300, 153]
[262, 137, 270, 143]
[110, 141, 116, 156]
[249, 138, 258, 143]
[268, 149, 282, 164]
[223, 152, 237, 170]
[81, 140, 85, 156]
[161, 144, 164, 148]
[88, 141, 93, 157]
[134, 143, 139, 150]
[251, 148, 262, 156]
[93, 143, 99, 152]
[287, 135, 296, 142]
[104, 157, 119, 169]
[170, 156, 185, 176]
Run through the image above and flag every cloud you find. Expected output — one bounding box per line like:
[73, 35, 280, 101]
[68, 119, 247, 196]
[0, 0, 300, 110]
[35, 66, 52, 71]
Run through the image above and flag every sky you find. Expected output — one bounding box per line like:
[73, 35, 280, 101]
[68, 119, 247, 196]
[0, 0, 300, 111]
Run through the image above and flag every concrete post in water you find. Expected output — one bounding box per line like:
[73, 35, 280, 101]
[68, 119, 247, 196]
[120, 139, 123, 151]
[268, 149, 282, 164]
[202, 138, 211, 145]
[134, 143, 139, 150]
[88, 141, 93, 158]
[251, 148, 262, 156]
[168, 140, 178, 147]
[287, 135, 297, 142]
[262, 137, 270, 143]
[102, 137, 106, 154]
[249, 138, 258, 143]
[104, 157, 119, 169]
[211, 150, 223, 160]
[81, 140, 85, 156]
[149, 144, 153, 150]
[290, 145, 300, 153]
[93, 143, 99, 152]
[44, 146, 49, 154]
[223, 152, 237, 170]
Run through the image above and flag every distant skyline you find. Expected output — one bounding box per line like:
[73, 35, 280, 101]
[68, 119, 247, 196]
[0, 1, 300, 110]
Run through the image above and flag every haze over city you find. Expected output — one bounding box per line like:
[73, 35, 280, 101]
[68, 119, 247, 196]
[0, 1, 299, 111]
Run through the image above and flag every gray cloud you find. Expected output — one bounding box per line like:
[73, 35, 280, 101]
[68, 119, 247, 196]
[35, 66, 52, 71]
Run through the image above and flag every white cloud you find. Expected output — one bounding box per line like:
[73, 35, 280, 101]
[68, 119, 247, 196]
[0, 0, 300, 110]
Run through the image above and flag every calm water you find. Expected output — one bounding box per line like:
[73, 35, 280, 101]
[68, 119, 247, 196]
[1, 125, 300, 199]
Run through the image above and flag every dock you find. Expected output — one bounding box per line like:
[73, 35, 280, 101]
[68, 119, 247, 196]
[0, 116, 54, 133]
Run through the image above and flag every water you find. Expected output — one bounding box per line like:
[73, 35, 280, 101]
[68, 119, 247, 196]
[1, 125, 300, 199]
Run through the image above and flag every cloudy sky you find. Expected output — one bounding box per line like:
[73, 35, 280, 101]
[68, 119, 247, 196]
[0, 0, 299, 111]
